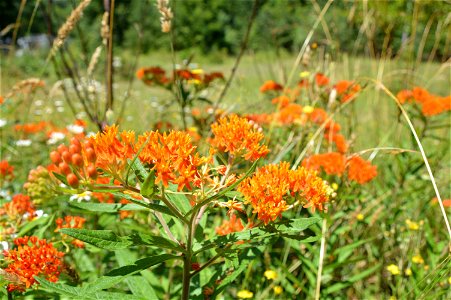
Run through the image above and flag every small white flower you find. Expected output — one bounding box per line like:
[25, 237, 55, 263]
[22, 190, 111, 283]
[0, 241, 9, 251]
[0, 189, 12, 200]
[47, 132, 66, 144]
[86, 131, 96, 138]
[55, 100, 64, 107]
[70, 191, 92, 202]
[34, 210, 48, 218]
[16, 139, 32, 147]
[0, 119, 7, 128]
[35, 100, 44, 106]
[57, 107, 65, 112]
[67, 124, 84, 134]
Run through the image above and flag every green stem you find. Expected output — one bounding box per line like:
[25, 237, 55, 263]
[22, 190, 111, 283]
[182, 212, 196, 300]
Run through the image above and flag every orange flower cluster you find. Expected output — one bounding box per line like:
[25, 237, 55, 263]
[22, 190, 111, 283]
[3, 236, 65, 292]
[50, 137, 98, 188]
[0, 194, 36, 221]
[238, 162, 330, 224]
[136, 66, 170, 86]
[210, 114, 270, 161]
[216, 214, 244, 236]
[302, 152, 346, 176]
[55, 216, 86, 248]
[89, 125, 134, 175]
[335, 80, 361, 103]
[137, 130, 205, 191]
[276, 103, 303, 125]
[260, 80, 283, 93]
[0, 160, 14, 181]
[397, 87, 450, 116]
[347, 155, 378, 184]
[315, 73, 330, 86]
[303, 153, 377, 184]
[14, 121, 47, 134]
[136, 66, 224, 87]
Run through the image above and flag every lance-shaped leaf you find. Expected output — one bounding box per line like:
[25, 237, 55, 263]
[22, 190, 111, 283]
[59, 229, 185, 252]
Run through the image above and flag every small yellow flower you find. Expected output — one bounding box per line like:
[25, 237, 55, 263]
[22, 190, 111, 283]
[237, 290, 253, 299]
[299, 71, 310, 78]
[424, 265, 429, 271]
[311, 42, 318, 49]
[302, 106, 314, 114]
[389, 296, 397, 300]
[264, 270, 277, 280]
[405, 219, 419, 230]
[273, 286, 283, 295]
[331, 183, 339, 191]
[188, 79, 202, 85]
[387, 264, 400, 275]
[412, 255, 424, 265]
[448, 277, 451, 285]
[357, 213, 364, 221]
[191, 69, 204, 75]
[405, 268, 412, 276]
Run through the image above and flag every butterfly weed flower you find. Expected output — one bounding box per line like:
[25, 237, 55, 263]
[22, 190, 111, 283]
[0, 194, 36, 221]
[215, 213, 244, 236]
[89, 125, 136, 177]
[302, 152, 346, 176]
[347, 155, 377, 184]
[238, 162, 330, 224]
[137, 130, 205, 191]
[210, 114, 269, 161]
[259, 80, 283, 93]
[0, 160, 14, 182]
[3, 236, 65, 292]
[334, 80, 361, 103]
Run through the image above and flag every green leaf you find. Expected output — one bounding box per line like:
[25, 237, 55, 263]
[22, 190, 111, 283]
[17, 215, 53, 237]
[60, 228, 185, 252]
[141, 170, 156, 197]
[37, 278, 144, 299]
[69, 202, 147, 212]
[347, 263, 382, 283]
[52, 171, 68, 185]
[194, 218, 320, 255]
[106, 254, 178, 277]
[111, 192, 175, 217]
[82, 254, 177, 293]
[165, 191, 191, 214]
[59, 229, 132, 250]
[115, 249, 158, 299]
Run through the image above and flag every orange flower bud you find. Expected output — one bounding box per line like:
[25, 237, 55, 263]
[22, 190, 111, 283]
[69, 144, 81, 155]
[66, 173, 79, 188]
[71, 154, 83, 167]
[87, 165, 97, 179]
[58, 162, 71, 175]
[50, 151, 62, 164]
[62, 151, 71, 163]
[85, 147, 96, 162]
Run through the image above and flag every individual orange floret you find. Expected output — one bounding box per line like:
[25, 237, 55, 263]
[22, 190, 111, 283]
[260, 80, 283, 93]
[347, 155, 377, 184]
[396, 89, 414, 104]
[238, 162, 330, 224]
[302, 152, 346, 176]
[0, 160, 14, 181]
[0, 194, 36, 221]
[89, 125, 136, 175]
[245, 113, 273, 125]
[3, 236, 65, 292]
[209, 114, 269, 161]
[421, 95, 450, 116]
[137, 130, 205, 191]
[315, 73, 329, 86]
[216, 214, 245, 236]
[335, 80, 361, 103]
